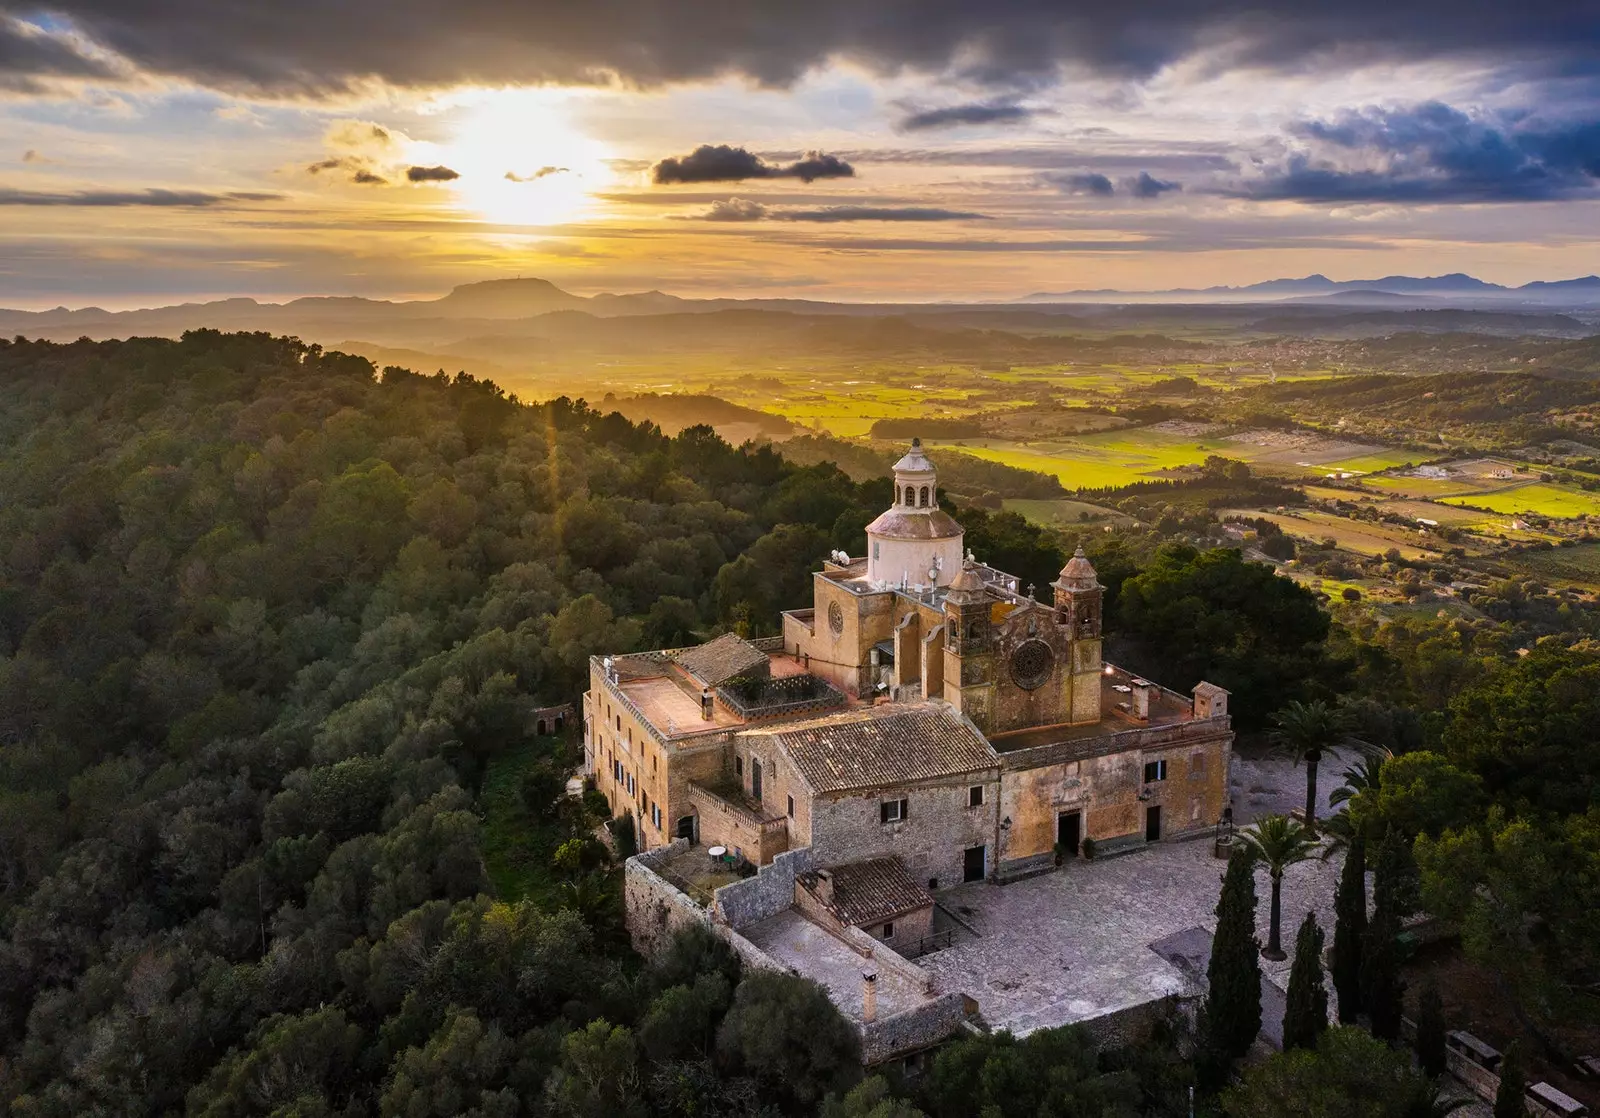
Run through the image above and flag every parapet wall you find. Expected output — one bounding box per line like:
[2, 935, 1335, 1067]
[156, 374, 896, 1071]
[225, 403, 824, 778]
[713, 846, 816, 929]
[625, 842, 792, 973]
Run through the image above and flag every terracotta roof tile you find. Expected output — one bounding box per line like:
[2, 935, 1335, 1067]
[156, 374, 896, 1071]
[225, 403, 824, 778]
[673, 633, 769, 688]
[798, 856, 932, 927]
[752, 702, 997, 793]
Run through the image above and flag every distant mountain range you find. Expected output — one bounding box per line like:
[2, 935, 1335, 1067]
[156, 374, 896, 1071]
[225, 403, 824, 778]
[1019, 272, 1600, 305]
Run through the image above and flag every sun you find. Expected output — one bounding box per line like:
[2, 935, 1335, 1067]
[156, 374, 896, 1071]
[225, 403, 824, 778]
[438, 89, 614, 227]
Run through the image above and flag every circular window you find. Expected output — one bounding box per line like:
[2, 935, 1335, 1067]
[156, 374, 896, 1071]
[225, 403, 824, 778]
[1010, 638, 1055, 691]
[828, 601, 845, 634]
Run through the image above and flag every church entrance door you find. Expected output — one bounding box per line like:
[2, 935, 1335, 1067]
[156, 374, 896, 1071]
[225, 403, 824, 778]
[1057, 811, 1081, 857]
[1145, 805, 1162, 842]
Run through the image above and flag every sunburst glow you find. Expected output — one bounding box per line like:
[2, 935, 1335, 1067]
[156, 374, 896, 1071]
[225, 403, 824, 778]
[438, 90, 615, 227]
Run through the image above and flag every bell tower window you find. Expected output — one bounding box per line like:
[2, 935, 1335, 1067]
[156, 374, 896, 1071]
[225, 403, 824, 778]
[919, 486, 930, 507]
[904, 485, 915, 506]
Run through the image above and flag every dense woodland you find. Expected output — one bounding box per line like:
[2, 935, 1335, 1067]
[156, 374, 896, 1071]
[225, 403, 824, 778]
[1, 332, 1598, 1116]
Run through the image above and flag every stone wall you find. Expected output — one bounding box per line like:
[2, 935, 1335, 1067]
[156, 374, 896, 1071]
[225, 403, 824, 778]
[860, 991, 970, 1065]
[625, 840, 704, 957]
[714, 847, 816, 929]
[809, 775, 1000, 890]
[683, 781, 788, 866]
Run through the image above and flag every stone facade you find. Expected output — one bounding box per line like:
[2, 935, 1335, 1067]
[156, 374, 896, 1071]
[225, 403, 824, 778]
[604, 441, 1237, 1067]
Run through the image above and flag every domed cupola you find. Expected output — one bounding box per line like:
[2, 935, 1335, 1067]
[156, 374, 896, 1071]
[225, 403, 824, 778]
[865, 438, 965, 587]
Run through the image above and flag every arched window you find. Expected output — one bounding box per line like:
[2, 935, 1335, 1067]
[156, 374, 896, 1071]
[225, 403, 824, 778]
[919, 486, 930, 507]
[904, 485, 915, 506]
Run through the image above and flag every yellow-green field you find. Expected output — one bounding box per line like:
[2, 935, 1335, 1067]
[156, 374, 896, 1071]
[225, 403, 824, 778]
[1439, 483, 1600, 519]
[1003, 497, 1133, 527]
[1225, 508, 1437, 560]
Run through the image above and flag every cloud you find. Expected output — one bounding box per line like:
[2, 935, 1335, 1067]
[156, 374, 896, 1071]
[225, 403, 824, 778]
[17, 2, 1600, 96]
[781, 205, 989, 222]
[0, 187, 281, 206]
[1125, 171, 1182, 198]
[505, 166, 570, 182]
[406, 164, 460, 183]
[897, 102, 1039, 131]
[307, 157, 348, 174]
[1234, 101, 1600, 203]
[652, 144, 856, 184]
[351, 170, 386, 185]
[692, 198, 987, 222]
[702, 197, 768, 221]
[1045, 172, 1115, 196]
[0, 15, 120, 90]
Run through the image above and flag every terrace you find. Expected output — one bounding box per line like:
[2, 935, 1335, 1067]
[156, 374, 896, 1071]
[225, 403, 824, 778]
[989, 663, 1204, 754]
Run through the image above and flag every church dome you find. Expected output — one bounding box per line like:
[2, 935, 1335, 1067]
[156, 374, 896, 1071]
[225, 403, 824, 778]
[867, 438, 965, 586]
[1053, 547, 1100, 591]
[892, 437, 936, 476]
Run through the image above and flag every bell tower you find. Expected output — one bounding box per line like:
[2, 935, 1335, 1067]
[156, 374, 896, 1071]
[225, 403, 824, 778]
[941, 564, 995, 730]
[1051, 547, 1104, 724]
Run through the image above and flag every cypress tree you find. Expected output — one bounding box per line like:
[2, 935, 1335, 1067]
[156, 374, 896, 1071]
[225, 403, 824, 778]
[1282, 911, 1328, 1051]
[1415, 980, 1447, 1079]
[1331, 834, 1366, 1023]
[1495, 1041, 1526, 1118]
[1202, 849, 1263, 1067]
[1363, 829, 1407, 1042]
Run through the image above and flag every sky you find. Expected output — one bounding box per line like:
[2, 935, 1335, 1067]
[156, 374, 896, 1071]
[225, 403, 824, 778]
[2, 1, 1599, 307]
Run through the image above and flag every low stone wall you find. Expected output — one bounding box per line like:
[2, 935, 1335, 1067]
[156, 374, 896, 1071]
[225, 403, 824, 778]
[1075, 994, 1189, 1051]
[626, 840, 704, 957]
[860, 991, 970, 1065]
[714, 847, 816, 929]
[838, 925, 935, 993]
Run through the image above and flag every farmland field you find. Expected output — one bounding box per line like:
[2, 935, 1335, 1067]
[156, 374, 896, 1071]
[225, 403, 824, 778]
[1439, 483, 1600, 519]
[1223, 508, 1438, 559]
[1003, 497, 1133, 527]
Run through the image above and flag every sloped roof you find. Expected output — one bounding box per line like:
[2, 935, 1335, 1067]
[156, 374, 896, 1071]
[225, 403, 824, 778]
[798, 856, 933, 927]
[892, 439, 935, 475]
[673, 633, 768, 687]
[753, 702, 997, 794]
[865, 507, 964, 540]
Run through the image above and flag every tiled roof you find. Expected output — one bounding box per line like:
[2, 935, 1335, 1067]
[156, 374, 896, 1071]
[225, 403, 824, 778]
[673, 633, 769, 688]
[799, 856, 933, 927]
[753, 702, 997, 793]
[864, 508, 964, 540]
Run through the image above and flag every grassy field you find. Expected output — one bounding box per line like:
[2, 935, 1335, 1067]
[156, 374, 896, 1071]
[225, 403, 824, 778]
[1514, 543, 1600, 583]
[479, 734, 570, 907]
[1439, 483, 1600, 519]
[1225, 508, 1437, 559]
[1003, 497, 1133, 527]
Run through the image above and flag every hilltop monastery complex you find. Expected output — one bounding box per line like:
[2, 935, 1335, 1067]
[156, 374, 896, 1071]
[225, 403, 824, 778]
[585, 440, 1236, 1061]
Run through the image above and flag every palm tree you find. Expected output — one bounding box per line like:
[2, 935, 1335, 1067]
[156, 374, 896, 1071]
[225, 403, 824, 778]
[1239, 814, 1319, 961]
[1401, 1080, 1472, 1118]
[1328, 748, 1391, 808]
[1269, 699, 1350, 836]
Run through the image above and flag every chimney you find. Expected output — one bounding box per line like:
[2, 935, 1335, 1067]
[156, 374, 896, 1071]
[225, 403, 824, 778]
[700, 688, 714, 721]
[814, 869, 834, 903]
[1130, 679, 1153, 721]
[862, 971, 878, 1023]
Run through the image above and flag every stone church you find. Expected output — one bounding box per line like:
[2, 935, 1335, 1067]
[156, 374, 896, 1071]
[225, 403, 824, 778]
[586, 440, 1234, 909]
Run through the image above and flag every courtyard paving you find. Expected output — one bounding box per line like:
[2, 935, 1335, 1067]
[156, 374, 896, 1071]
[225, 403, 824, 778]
[741, 909, 930, 1021]
[908, 746, 1373, 1038]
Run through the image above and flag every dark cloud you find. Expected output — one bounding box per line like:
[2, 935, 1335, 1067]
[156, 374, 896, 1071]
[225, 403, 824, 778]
[1235, 101, 1600, 202]
[652, 144, 855, 184]
[1125, 171, 1182, 198]
[13, 2, 1599, 96]
[505, 166, 570, 182]
[0, 187, 281, 206]
[351, 169, 386, 184]
[307, 157, 348, 174]
[898, 102, 1038, 131]
[405, 164, 460, 182]
[1045, 171, 1115, 195]
[0, 16, 120, 89]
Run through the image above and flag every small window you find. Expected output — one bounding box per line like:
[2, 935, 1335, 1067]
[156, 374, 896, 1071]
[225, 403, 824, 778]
[1144, 759, 1167, 783]
[873, 541, 881, 560]
[880, 797, 909, 824]
[904, 485, 915, 506]
[735, 756, 743, 776]
[968, 785, 984, 808]
[615, 715, 621, 732]
[787, 794, 795, 818]
[882, 921, 895, 939]
[919, 486, 929, 507]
